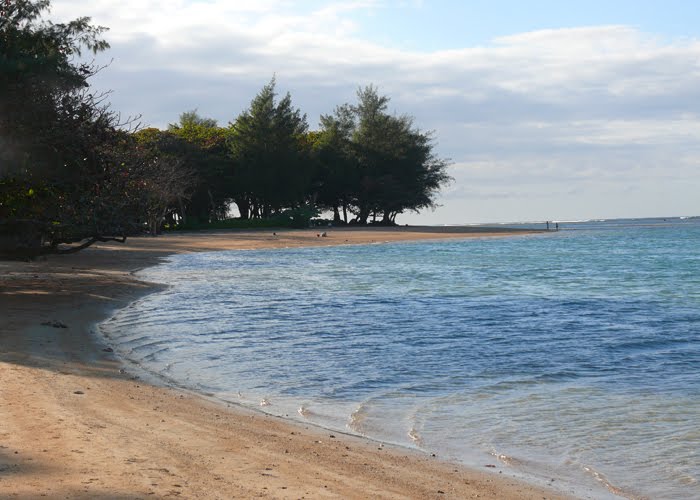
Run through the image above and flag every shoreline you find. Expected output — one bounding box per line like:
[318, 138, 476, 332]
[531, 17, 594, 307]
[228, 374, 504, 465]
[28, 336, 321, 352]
[0, 227, 574, 499]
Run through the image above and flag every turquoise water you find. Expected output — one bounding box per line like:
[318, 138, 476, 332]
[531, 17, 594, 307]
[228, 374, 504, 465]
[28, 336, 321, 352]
[101, 218, 700, 499]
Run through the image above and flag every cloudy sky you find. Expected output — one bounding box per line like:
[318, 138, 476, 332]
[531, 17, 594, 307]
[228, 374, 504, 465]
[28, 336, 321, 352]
[52, 0, 700, 224]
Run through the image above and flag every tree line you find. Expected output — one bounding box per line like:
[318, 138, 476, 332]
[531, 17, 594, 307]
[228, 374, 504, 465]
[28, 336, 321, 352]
[0, 0, 451, 257]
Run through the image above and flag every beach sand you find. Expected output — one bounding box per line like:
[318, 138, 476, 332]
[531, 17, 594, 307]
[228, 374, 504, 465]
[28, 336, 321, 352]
[0, 227, 570, 499]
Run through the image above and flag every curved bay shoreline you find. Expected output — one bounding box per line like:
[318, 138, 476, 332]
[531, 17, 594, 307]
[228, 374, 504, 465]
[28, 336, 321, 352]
[0, 227, 578, 499]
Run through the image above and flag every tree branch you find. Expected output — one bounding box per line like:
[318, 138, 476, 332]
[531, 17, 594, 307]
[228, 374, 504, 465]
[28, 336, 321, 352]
[50, 235, 126, 255]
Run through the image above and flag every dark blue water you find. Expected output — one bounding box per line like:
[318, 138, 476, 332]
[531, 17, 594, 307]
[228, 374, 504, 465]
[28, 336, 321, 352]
[101, 217, 700, 499]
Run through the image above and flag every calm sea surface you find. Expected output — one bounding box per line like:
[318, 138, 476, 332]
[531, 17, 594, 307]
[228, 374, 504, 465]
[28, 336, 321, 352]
[100, 217, 700, 499]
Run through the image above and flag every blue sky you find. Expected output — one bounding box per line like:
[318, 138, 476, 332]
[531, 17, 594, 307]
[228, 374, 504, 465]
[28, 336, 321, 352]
[347, 1, 700, 50]
[52, 0, 700, 224]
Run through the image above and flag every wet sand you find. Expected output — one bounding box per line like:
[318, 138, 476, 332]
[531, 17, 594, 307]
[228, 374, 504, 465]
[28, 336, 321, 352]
[0, 227, 572, 499]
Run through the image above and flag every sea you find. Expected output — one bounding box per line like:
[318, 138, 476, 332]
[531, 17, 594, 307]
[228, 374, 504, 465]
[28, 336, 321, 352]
[99, 217, 700, 499]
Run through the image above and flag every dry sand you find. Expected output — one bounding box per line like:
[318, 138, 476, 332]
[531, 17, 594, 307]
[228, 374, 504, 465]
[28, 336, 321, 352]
[0, 227, 571, 499]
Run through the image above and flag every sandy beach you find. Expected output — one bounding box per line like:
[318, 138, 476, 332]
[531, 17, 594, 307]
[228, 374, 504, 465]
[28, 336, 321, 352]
[0, 226, 570, 499]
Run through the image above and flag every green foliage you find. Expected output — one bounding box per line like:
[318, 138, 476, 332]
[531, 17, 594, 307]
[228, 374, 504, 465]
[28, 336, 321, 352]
[167, 111, 232, 222]
[228, 77, 311, 219]
[173, 218, 282, 231]
[173, 205, 318, 231]
[130, 129, 197, 235]
[1, 0, 109, 178]
[170, 110, 218, 131]
[275, 205, 320, 228]
[313, 85, 452, 225]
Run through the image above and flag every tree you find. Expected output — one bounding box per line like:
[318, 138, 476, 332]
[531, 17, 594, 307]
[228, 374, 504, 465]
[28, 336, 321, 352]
[0, 1, 160, 257]
[312, 104, 357, 223]
[1, 0, 109, 177]
[133, 128, 197, 235]
[167, 111, 231, 223]
[228, 78, 311, 219]
[322, 85, 451, 224]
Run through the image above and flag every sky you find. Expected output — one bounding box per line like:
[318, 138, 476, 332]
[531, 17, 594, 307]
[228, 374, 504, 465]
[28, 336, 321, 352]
[51, 0, 700, 224]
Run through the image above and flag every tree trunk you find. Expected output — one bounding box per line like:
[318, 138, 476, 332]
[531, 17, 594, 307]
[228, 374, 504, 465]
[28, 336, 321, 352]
[149, 214, 158, 236]
[358, 204, 370, 225]
[333, 206, 341, 223]
[342, 203, 348, 224]
[207, 189, 216, 222]
[178, 197, 187, 225]
[236, 198, 250, 220]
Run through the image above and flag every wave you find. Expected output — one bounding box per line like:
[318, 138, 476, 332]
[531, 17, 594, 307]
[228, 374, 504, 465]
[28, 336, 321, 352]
[348, 402, 369, 435]
[407, 427, 423, 447]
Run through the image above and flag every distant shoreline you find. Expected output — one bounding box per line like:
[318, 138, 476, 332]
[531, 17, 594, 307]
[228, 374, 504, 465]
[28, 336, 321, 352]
[0, 228, 568, 499]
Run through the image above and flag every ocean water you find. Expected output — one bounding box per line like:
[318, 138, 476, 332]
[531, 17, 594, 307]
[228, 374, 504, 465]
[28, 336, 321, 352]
[100, 217, 700, 499]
